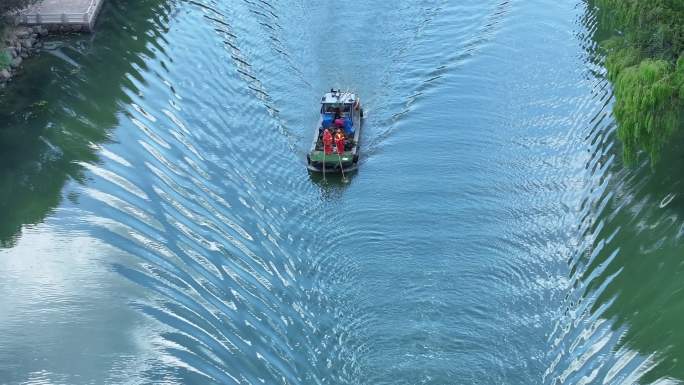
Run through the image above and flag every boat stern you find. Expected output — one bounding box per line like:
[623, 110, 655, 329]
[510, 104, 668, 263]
[307, 151, 357, 173]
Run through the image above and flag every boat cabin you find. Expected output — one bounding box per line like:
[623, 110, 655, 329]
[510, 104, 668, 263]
[319, 90, 357, 136]
[321, 90, 356, 113]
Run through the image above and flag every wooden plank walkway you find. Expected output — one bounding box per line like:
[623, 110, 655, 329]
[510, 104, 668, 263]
[16, 0, 105, 32]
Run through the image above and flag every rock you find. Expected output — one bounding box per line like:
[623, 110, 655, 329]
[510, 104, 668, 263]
[21, 38, 34, 49]
[38, 27, 49, 37]
[0, 69, 10, 80]
[20, 52, 28, 59]
[10, 57, 22, 69]
[15, 28, 30, 39]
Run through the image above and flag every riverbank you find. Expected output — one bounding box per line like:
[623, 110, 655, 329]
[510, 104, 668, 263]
[0, 24, 48, 86]
[1, 0, 103, 86]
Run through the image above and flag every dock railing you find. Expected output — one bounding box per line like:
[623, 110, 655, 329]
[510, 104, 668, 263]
[15, 0, 101, 31]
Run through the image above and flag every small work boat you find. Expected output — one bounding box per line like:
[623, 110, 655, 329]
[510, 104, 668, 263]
[307, 89, 363, 173]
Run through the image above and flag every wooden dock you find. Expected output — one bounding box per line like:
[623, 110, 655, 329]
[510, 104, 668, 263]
[16, 0, 105, 32]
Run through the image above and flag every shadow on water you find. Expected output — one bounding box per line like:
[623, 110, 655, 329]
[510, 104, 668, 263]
[544, 4, 684, 383]
[308, 170, 355, 198]
[569, 134, 684, 383]
[0, 0, 170, 247]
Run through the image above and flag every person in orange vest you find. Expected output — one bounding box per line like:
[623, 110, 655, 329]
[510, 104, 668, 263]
[334, 128, 346, 154]
[322, 128, 333, 155]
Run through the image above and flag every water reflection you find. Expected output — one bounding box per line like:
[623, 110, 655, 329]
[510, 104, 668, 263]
[542, 4, 684, 383]
[3, 0, 684, 383]
[308, 171, 354, 193]
[0, 0, 169, 247]
[564, 138, 684, 383]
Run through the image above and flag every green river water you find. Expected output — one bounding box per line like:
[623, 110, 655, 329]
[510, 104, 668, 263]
[1, 0, 684, 384]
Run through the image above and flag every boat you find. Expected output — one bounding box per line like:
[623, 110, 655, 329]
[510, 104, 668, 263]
[307, 89, 363, 173]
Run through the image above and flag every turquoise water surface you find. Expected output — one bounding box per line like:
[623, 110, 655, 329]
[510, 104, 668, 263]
[2, 0, 684, 384]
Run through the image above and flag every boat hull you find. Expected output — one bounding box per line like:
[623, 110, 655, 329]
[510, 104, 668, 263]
[306, 159, 359, 173]
[307, 91, 363, 174]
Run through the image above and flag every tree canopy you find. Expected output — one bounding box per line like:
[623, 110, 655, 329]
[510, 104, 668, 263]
[594, 0, 684, 165]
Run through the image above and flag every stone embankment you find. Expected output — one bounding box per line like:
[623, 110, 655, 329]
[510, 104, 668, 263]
[1, 25, 49, 86]
[1, 0, 103, 86]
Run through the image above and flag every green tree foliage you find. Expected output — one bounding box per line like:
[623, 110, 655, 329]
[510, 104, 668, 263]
[594, 0, 684, 165]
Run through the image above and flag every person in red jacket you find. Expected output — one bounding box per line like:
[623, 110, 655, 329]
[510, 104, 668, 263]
[334, 128, 346, 154]
[322, 128, 333, 155]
